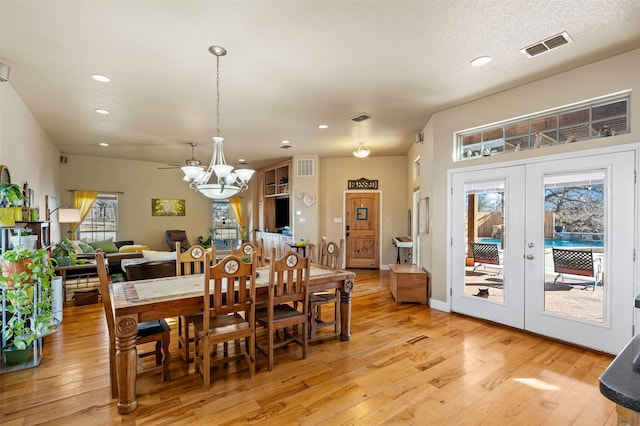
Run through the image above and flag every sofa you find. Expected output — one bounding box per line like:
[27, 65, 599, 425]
[124, 260, 176, 281]
[75, 240, 145, 276]
[121, 250, 178, 281]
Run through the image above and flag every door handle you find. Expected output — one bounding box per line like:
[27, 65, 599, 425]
[526, 254, 534, 260]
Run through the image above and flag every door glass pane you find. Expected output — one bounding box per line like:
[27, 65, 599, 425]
[543, 170, 605, 322]
[464, 179, 505, 303]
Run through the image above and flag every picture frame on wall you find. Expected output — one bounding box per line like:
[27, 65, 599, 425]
[419, 197, 429, 234]
[151, 198, 186, 216]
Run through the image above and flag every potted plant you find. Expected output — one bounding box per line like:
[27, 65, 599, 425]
[1, 246, 57, 365]
[0, 183, 25, 226]
[51, 240, 77, 266]
[197, 228, 217, 248]
[9, 228, 38, 250]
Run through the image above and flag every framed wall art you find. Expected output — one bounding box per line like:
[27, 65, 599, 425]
[419, 197, 429, 234]
[151, 198, 186, 216]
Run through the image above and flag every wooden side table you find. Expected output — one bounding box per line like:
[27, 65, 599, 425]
[388, 264, 428, 304]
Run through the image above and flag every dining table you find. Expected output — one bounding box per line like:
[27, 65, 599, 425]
[109, 263, 355, 414]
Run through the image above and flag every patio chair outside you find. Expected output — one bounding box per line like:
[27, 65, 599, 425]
[552, 247, 602, 291]
[471, 242, 502, 276]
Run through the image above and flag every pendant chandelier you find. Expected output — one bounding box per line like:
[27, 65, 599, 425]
[353, 141, 371, 158]
[182, 45, 255, 199]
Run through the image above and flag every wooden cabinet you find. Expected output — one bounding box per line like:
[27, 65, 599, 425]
[389, 264, 428, 304]
[0, 221, 51, 253]
[255, 231, 293, 261]
[17, 221, 51, 249]
[263, 162, 290, 197]
[258, 159, 292, 233]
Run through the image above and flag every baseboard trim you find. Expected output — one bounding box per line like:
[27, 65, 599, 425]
[429, 298, 450, 312]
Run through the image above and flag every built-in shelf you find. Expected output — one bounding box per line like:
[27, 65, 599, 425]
[264, 164, 289, 197]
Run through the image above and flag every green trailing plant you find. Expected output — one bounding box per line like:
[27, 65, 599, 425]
[51, 240, 77, 266]
[10, 228, 33, 237]
[1, 246, 57, 351]
[0, 183, 25, 208]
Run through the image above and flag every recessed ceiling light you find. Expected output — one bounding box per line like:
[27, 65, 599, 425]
[471, 56, 492, 67]
[91, 74, 110, 83]
[318, 124, 328, 129]
[99, 142, 109, 147]
[281, 140, 290, 144]
[95, 109, 110, 115]
[238, 158, 246, 163]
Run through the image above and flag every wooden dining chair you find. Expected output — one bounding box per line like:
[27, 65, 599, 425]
[232, 240, 265, 267]
[176, 242, 211, 364]
[95, 249, 170, 398]
[309, 238, 343, 339]
[193, 252, 256, 390]
[255, 248, 310, 371]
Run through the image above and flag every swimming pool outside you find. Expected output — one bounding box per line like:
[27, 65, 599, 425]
[478, 237, 604, 249]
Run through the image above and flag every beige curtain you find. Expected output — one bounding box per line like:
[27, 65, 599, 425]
[69, 190, 98, 239]
[229, 196, 246, 241]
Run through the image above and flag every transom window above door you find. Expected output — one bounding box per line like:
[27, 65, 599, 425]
[455, 92, 629, 161]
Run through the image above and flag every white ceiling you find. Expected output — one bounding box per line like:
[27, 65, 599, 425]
[1, 1, 639, 169]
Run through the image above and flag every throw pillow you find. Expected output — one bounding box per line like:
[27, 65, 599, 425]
[119, 244, 150, 253]
[65, 238, 84, 254]
[78, 242, 96, 253]
[142, 250, 176, 261]
[89, 238, 119, 253]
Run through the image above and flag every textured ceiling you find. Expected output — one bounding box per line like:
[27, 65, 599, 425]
[1, 0, 639, 169]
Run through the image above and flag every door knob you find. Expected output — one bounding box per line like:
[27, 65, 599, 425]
[526, 254, 534, 260]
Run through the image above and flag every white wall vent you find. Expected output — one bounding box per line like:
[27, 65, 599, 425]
[297, 159, 314, 177]
[520, 31, 573, 58]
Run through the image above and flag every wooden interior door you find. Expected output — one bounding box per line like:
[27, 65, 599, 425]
[345, 192, 380, 268]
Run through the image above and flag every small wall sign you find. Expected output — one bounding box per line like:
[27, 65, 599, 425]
[356, 207, 368, 220]
[348, 177, 378, 190]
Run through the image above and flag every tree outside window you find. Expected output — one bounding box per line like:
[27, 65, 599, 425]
[211, 201, 239, 251]
[77, 194, 118, 242]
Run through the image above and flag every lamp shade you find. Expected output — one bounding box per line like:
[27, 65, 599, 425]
[57, 208, 82, 223]
[196, 184, 241, 200]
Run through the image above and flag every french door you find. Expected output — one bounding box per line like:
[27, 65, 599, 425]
[451, 150, 635, 354]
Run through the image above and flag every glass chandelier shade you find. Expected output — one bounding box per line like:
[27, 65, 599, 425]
[353, 141, 371, 158]
[183, 45, 254, 199]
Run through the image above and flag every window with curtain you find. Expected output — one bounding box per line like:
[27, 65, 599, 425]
[212, 200, 239, 251]
[77, 194, 119, 242]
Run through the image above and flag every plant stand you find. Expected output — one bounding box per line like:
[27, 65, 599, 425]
[0, 338, 42, 374]
[1, 284, 46, 373]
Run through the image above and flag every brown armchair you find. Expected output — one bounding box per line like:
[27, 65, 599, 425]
[166, 230, 191, 252]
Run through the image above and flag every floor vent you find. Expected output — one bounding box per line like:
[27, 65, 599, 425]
[297, 159, 314, 177]
[520, 31, 573, 58]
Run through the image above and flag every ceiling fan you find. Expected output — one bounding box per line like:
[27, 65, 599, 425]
[158, 142, 206, 170]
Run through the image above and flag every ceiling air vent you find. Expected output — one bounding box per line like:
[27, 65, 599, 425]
[351, 112, 372, 122]
[520, 31, 573, 58]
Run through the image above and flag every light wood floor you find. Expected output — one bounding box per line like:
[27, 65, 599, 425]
[1, 270, 618, 425]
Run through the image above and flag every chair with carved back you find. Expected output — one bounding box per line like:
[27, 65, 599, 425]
[175, 242, 211, 363]
[232, 240, 265, 268]
[255, 248, 310, 371]
[192, 252, 256, 390]
[308, 238, 344, 339]
[95, 249, 170, 398]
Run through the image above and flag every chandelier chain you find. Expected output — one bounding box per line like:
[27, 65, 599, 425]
[216, 54, 221, 137]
